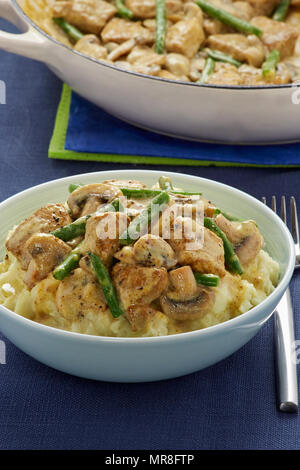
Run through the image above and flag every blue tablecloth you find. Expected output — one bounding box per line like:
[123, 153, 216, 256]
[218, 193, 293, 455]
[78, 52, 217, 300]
[63, 89, 300, 166]
[1, 19, 300, 450]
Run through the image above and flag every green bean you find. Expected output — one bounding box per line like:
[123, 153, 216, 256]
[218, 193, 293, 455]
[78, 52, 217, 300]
[120, 188, 202, 198]
[51, 215, 90, 241]
[52, 18, 84, 42]
[205, 49, 242, 67]
[115, 0, 134, 19]
[110, 198, 124, 212]
[195, 0, 262, 36]
[199, 57, 215, 84]
[262, 50, 280, 80]
[99, 198, 124, 213]
[53, 243, 83, 280]
[155, 0, 166, 54]
[52, 198, 123, 242]
[273, 0, 290, 21]
[204, 217, 243, 275]
[69, 183, 83, 193]
[194, 273, 220, 287]
[171, 191, 203, 196]
[214, 208, 244, 222]
[121, 188, 161, 198]
[159, 176, 174, 191]
[89, 252, 124, 318]
[119, 191, 170, 245]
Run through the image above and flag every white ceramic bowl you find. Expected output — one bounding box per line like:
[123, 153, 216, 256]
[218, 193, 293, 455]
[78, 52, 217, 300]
[0, 170, 295, 382]
[0, 0, 300, 143]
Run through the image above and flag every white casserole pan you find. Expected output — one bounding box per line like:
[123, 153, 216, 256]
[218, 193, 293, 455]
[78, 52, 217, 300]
[1, 0, 300, 143]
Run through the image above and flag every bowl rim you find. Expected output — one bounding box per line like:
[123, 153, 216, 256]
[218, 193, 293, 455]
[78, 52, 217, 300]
[13, 0, 300, 92]
[0, 169, 295, 344]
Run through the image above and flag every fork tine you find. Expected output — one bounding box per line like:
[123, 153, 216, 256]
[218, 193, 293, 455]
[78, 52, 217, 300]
[262, 197, 267, 205]
[281, 196, 287, 224]
[272, 195, 277, 213]
[290, 197, 299, 245]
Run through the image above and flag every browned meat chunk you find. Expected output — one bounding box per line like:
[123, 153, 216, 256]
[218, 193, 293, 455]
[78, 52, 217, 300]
[240, 0, 280, 16]
[52, 0, 117, 35]
[215, 214, 264, 266]
[211, 0, 254, 19]
[207, 33, 265, 67]
[101, 18, 154, 44]
[286, 8, 300, 31]
[166, 18, 204, 58]
[166, 3, 205, 58]
[251, 16, 299, 58]
[23, 234, 71, 288]
[56, 267, 106, 321]
[203, 17, 230, 35]
[112, 263, 169, 310]
[132, 234, 177, 268]
[165, 53, 190, 76]
[125, 0, 182, 19]
[82, 212, 129, 266]
[67, 183, 122, 218]
[6, 203, 71, 266]
[169, 220, 226, 276]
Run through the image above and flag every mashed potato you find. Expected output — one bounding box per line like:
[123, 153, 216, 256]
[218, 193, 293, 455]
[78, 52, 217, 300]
[0, 249, 279, 337]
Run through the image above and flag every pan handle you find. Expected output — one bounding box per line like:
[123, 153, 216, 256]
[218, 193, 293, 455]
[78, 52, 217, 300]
[0, 0, 49, 61]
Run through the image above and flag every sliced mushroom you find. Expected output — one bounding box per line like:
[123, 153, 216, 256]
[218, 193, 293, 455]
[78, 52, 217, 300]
[67, 183, 122, 218]
[160, 265, 215, 320]
[160, 286, 214, 321]
[81, 196, 105, 217]
[215, 213, 264, 266]
[23, 233, 71, 288]
[168, 265, 198, 300]
[107, 38, 136, 61]
[74, 34, 108, 61]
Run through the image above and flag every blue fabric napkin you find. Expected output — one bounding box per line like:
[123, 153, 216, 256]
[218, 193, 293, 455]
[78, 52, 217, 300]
[49, 85, 300, 166]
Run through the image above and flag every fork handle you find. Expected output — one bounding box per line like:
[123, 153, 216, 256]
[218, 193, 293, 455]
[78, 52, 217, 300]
[274, 288, 298, 412]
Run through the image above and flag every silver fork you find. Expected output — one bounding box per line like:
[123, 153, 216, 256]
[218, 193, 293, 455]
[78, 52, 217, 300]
[262, 196, 299, 413]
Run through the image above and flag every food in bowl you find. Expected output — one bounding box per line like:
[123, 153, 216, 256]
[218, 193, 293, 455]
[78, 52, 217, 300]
[23, 0, 300, 85]
[0, 176, 279, 337]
